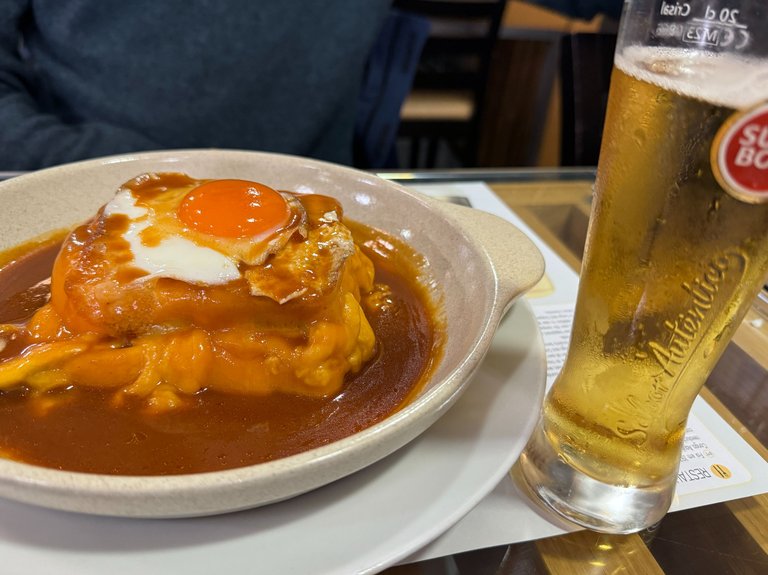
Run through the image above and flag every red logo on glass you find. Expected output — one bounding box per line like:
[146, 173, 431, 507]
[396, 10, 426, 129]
[713, 102, 768, 204]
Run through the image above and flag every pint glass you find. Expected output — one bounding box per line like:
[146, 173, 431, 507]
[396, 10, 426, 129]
[516, 0, 768, 533]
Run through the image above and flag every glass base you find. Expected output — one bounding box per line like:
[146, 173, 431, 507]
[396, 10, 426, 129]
[515, 422, 676, 534]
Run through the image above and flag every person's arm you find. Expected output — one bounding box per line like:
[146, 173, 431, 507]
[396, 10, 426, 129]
[0, 1, 160, 170]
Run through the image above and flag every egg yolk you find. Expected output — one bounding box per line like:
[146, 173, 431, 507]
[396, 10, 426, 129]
[177, 179, 291, 238]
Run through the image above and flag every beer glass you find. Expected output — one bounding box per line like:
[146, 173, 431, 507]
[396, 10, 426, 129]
[516, 0, 768, 533]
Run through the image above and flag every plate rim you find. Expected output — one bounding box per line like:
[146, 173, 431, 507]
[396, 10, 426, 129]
[0, 300, 546, 575]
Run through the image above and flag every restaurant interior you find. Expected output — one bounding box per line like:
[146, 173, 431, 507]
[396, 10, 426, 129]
[363, 0, 621, 171]
[0, 1, 767, 574]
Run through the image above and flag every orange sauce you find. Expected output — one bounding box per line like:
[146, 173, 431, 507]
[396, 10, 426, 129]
[0, 226, 440, 475]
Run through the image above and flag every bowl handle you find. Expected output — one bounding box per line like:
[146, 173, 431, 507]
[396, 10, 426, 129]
[431, 200, 545, 312]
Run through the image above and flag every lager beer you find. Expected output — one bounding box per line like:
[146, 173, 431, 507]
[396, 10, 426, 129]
[517, 38, 768, 533]
[545, 47, 768, 486]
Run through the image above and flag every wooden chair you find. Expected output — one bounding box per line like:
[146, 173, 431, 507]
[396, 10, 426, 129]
[395, 0, 506, 168]
[475, 28, 561, 167]
[559, 32, 617, 166]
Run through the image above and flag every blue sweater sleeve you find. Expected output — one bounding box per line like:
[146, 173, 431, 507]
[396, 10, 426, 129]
[0, 0, 160, 170]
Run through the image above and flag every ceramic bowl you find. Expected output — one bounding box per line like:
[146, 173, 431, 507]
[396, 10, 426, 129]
[0, 149, 544, 517]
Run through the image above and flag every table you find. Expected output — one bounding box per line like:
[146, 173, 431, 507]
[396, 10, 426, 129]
[0, 166, 765, 573]
[378, 168, 768, 575]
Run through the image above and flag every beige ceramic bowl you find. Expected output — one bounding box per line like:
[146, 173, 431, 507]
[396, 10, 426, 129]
[0, 149, 544, 517]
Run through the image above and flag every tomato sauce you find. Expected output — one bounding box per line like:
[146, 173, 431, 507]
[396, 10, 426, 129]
[0, 227, 439, 475]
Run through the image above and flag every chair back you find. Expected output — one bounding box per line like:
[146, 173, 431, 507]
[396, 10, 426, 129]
[559, 32, 617, 166]
[395, 0, 506, 167]
[476, 28, 561, 167]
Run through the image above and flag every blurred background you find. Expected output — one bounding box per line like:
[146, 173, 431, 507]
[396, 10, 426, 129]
[2, 0, 622, 174]
[358, 0, 621, 171]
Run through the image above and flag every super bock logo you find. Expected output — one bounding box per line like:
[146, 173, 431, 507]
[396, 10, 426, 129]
[712, 101, 768, 203]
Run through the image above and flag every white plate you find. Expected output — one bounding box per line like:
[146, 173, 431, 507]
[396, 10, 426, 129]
[0, 301, 544, 575]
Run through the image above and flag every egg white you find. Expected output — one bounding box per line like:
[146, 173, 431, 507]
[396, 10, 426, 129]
[104, 189, 241, 286]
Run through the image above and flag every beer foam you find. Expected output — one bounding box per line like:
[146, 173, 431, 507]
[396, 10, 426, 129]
[616, 46, 768, 110]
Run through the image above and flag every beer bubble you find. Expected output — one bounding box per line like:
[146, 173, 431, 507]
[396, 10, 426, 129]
[755, 70, 768, 85]
[707, 198, 720, 220]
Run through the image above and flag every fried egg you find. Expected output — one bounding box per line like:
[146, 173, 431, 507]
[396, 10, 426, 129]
[49, 173, 363, 337]
[103, 173, 308, 286]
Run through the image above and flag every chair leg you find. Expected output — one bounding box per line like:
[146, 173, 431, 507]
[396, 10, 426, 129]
[409, 137, 421, 169]
[426, 137, 439, 168]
